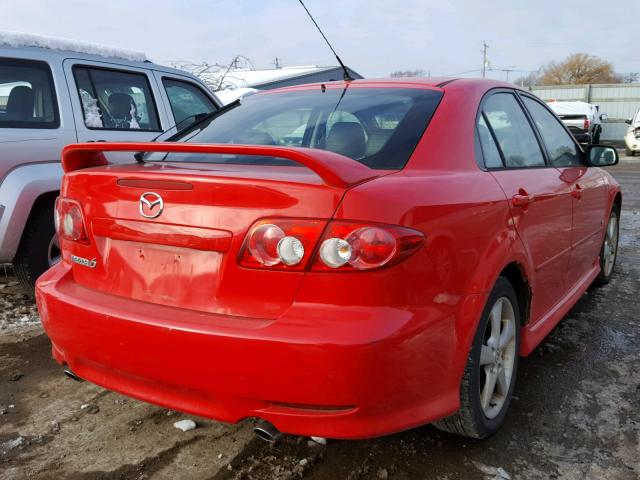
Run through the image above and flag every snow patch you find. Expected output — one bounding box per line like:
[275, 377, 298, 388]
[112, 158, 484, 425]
[79, 90, 103, 128]
[0, 30, 147, 62]
[173, 419, 197, 432]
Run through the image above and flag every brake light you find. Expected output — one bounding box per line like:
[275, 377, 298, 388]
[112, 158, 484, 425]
[239, 219, 424, 271]
[312, 221, 424, 271]
[54, 197, 88, 243]
[583, 119, 590, 130]
[238, 219, 325, 270]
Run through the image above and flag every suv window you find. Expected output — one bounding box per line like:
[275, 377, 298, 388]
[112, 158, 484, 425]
[162, 78, 217, 126]
[73, 66, 160, 131]
[483, 93, 545, 168]
[522, 96, 583, 167]
[0, 58, 59, 129]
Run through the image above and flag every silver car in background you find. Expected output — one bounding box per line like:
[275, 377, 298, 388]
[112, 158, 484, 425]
[0, 32, 221, 288]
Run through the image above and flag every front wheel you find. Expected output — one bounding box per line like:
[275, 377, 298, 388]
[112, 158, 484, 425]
[595, 207, 619, 285]
[434, 277, 520, 438]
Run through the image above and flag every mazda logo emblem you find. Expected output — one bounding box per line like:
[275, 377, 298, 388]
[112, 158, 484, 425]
[139, 192, 164, 219]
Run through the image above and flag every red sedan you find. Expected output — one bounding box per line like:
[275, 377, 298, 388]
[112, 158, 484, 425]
[36, 78, 621, 440]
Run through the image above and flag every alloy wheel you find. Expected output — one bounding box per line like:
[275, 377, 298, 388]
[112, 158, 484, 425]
[479, 297, 517, 419]
[602, 212, 618, 277]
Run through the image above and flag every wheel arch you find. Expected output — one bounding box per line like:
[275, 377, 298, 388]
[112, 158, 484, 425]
[498, 262, 531, 327]
[0, 162, 63, 262]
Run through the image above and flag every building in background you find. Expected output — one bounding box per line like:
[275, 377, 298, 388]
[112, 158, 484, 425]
[530, 83, 640, 144]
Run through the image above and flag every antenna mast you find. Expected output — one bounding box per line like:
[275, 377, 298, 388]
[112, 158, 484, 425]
[297, 0, 353, 81]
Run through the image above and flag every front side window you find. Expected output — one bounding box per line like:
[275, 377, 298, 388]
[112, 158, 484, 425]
[483, 93, 545, 168]
[522, 96, 582, 167]
[162, 78, 217, 126]
[0, 58, 58, 129]
[148, 87, 443, 170]
[73, 67, 160, 131]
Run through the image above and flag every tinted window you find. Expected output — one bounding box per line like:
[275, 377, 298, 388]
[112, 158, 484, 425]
[0, 58, 58, 129]
[477, 114, 503, 168]
[522, 96, 583, 167]
[162, 78, 216, 126]
[73, 67, 160, 131]
[149, 88, 443, 170]
[483, 93, 545, 168]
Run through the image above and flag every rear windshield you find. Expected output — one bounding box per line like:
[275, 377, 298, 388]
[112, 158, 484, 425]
[148, 87, 442, 170]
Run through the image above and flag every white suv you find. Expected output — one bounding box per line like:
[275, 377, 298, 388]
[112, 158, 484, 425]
[625, 109, 640, 156]
[0, 33, 221, 288]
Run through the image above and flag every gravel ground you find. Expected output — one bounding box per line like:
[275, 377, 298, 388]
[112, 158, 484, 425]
[1, 159, 639, 480]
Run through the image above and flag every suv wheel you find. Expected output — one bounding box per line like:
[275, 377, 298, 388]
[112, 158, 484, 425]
[14, 200, 59, 289]
[433, 277, 520, 438]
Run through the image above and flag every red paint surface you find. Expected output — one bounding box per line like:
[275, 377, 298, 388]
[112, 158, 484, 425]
[36, 78, 621, 439]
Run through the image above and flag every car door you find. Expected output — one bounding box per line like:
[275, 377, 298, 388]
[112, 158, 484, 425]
[63, 59, 169, 143]
[520, 94, 609, 288]
[153, 72, 219, 133]
[477, 91, 573, 323]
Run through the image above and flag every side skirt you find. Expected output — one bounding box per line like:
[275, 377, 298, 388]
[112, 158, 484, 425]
[519, 264, 600, 356]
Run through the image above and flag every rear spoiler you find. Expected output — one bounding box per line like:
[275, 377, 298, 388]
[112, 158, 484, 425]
[61, 142, 379, 189]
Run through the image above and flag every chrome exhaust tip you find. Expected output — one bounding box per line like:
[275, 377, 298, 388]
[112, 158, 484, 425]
[253, 420, 282, 443]
[63, 368, 83, 382]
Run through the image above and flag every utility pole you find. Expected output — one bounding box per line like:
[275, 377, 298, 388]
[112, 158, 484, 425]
[501, 67, 515, 82]
[481, 41, 489, 78]
[273, 57, 282, 69]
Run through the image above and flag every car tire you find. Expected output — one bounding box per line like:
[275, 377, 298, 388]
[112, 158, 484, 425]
[595, 207, 620, 285]
[592, 129, 600, 145]
[13, 200, 60, 290]
[433, 277, 520, 439]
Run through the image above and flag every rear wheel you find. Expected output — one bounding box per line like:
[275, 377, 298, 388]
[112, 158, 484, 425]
[595, 207, 619, 285]
[434, 277, 520, 438]
[592, 129, 600, 145]
[13, 200, 60, 290]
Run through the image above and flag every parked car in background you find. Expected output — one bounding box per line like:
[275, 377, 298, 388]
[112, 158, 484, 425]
[37, 78, 621, 441]
[547, 101, 605, 145]
[624, 108, 640, 156]
[0, 32, 221, 289]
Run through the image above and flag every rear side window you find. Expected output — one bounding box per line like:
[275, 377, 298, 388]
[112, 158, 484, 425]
[477, 115, 503, 168]
[521, 96, 583, 167]
[162, 78, 217, 126]
[0, 58, 59, 129]
[73, 66, 160, 131]
[483, 93, 545, 168]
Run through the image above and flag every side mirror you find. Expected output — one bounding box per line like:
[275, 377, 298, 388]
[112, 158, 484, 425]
[625, 119, 632, 125]
[588, 145, 618, 167]
[599, 113, 608, 121]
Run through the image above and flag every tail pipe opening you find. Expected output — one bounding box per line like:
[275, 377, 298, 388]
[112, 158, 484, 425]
[63, 368, 83, 382]
[254, 420, 282, 443]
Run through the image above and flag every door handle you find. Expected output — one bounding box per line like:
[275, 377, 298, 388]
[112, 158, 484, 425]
[572, 184, 583, 200]
[512, 189, 534, 207]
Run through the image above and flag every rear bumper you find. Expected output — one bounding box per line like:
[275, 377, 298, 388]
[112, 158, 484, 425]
[36, 263, 485, 439]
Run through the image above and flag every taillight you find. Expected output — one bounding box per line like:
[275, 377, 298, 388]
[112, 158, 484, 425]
[583, 119, 590, 130]
[238, 219, 325, 270]
[312, 221, 424, 271]
[54, 197, 88, 243]
[239, 219, 424, 271]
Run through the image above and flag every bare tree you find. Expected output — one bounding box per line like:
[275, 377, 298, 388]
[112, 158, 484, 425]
[390, 69, 425, 78]
[622, 72, 640, 84]
[538, 53, 621, 85]
[513, 71, 541, 87]
[170, 55, 254, 92]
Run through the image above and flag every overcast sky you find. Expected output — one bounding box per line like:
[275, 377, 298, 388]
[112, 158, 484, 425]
[2, 0, 637, 81]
